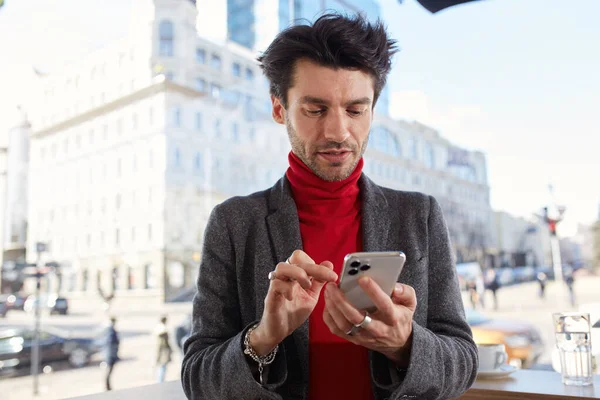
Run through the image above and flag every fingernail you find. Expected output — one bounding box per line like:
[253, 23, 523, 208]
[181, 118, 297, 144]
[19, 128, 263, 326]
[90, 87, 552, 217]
[358, 276, 369, 285]
[394, 284, 404, 294]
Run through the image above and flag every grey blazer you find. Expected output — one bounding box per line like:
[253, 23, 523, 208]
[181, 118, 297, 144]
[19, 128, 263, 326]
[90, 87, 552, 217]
[182, 174, 478, 400]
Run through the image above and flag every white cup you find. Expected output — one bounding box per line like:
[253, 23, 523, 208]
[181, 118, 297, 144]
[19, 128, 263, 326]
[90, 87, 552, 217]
[478, 343, 508, 372]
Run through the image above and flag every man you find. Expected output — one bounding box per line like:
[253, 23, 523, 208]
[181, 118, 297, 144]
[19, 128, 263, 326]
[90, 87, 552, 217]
[182, 13, 478, 400]
[103, 317, 120, 391]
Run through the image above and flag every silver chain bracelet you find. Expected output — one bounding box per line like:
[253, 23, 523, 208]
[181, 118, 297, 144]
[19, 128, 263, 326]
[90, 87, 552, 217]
[243, 323, 279, 385]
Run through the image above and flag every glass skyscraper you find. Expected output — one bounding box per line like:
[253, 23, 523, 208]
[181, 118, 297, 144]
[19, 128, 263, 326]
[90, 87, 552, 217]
[227, 0, 390, 115]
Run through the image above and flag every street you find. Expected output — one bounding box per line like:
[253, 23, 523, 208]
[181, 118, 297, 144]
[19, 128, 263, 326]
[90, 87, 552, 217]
[1, 275, 599, 400]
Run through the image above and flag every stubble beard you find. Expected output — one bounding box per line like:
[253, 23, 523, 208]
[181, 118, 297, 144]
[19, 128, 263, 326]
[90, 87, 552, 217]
[286, 119, 368, 182]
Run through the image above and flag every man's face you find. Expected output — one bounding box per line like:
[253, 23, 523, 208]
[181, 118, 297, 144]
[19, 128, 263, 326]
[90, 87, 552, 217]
[271, 59, 374, 182]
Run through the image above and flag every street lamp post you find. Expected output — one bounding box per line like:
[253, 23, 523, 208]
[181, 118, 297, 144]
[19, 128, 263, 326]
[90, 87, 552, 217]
[31, 241, 47, 396]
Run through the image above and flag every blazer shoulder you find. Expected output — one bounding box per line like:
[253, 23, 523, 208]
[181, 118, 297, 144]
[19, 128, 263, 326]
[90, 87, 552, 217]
[214, 187, 271, 219]
[379, 186, 433, 209]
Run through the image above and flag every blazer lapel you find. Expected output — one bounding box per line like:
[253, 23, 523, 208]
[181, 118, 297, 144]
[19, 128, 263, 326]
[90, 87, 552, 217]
[360, 175, 391, 252]
[264, 177, 310, 385]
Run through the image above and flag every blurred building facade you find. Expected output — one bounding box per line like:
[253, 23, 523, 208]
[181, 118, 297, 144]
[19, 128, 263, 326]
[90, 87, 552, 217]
[0, 108, 30, 293]
[14, 0, 494, 300]
[493, 211, 552, 268]
[204, 0, 390, 116]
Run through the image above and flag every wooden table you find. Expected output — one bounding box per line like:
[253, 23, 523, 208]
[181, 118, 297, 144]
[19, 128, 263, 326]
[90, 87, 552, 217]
[67, 370, 600, 400]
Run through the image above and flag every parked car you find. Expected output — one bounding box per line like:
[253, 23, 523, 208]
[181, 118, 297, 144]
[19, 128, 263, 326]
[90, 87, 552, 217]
[5, 294, 27, 311]
[0, 327, 100, 371]
[0, 299, 7, 318]
[466, 308, 544, 369]
[24, 295, 69, 315]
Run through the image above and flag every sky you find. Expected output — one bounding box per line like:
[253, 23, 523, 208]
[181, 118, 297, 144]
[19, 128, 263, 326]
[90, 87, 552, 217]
[0, 0, 599, 236]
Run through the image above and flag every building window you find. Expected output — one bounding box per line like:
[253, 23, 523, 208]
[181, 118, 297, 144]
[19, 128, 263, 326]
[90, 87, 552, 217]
[131, 227, 136, 242]
[195, 78, 206, 92]
[174, 147, 181, 167]
[173, 106, 181, 127]
[232, 122, 239, 141]
[214, 119, 221, 137]
[409, 136, 417, 159]
[115, 229, 120, 246]
[194, 153, 202, 170]
[424, 142, 435, 169]
[249, 127, 255, 141]
[211, 54, 221, 70]
[195, 112, 202, 131]
[116, 194, 121, 210]
[165, 71, 174, 81]
[196, 48, 205, 63]
[148, 224, 153, 240]
[210, 83, 221, 98]
[246, 68, 254, 81]
[232, 62, 241, 77]
[159, 20, 174, 57]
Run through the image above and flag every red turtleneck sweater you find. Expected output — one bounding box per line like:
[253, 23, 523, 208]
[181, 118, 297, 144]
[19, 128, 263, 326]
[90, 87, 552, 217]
[286, 152, 373, 400]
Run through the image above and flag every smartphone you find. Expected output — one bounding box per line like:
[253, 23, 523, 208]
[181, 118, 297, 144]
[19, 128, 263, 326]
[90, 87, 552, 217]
[338, 251, 406, 312]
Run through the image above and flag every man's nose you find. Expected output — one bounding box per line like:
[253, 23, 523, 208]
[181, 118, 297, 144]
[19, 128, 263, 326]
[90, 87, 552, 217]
[322, 110, 351, 143]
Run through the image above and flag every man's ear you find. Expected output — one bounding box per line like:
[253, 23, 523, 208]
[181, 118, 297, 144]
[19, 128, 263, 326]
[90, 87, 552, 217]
[271, 95, 286, 125]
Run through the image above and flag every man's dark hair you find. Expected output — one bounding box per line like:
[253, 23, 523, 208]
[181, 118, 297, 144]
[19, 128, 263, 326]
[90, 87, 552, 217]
[257, 13, 398, 108]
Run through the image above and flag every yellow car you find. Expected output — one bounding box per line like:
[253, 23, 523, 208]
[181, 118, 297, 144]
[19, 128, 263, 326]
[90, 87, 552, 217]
[466, 308, 545, 369]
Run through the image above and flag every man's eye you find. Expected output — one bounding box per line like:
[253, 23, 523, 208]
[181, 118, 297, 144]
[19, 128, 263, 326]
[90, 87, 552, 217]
[307, 109, 325, 116]
[348, 110, 364, 116]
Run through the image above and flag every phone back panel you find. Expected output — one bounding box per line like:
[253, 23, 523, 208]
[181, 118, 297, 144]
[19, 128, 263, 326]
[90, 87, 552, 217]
[338, 251, 406, 312]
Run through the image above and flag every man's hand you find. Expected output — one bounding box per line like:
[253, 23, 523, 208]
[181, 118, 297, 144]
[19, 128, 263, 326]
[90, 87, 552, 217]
[250, 250, 338, 356]
[323, 278, 417, 366]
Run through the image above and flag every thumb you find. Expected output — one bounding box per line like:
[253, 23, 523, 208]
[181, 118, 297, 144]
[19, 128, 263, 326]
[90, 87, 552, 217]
[391, 283, 417, 311]
[310, 261, 336, 293]
[320, 260, 334, 270]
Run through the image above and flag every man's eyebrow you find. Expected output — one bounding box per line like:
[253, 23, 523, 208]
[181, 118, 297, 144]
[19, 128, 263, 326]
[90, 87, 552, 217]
[299, 96, 372, 107]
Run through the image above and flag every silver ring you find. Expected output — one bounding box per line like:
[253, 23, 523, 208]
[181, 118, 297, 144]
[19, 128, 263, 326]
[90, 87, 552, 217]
[285, 258, 291, 264]
[355, 311, 372, 329]
[268, 271, 277, 280]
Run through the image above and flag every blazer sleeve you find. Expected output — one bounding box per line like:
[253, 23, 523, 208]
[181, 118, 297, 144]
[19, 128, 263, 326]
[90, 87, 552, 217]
[181, 204, 287, 400]
[371, 195, 479, 399]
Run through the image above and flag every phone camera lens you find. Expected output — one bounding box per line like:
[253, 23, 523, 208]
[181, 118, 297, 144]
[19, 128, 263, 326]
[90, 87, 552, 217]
[360, 264, 371, 271]
[350, 260, 361, 268]
[348, 268, 359, 276]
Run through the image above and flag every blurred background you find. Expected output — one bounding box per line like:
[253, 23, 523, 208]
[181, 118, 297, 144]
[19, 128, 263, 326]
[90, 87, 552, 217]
[0, 0, 599, 399]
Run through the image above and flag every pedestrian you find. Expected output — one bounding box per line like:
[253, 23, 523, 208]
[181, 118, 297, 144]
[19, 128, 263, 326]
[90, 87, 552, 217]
[466, 279, 479, 309]
[564, 271, 576, 307]
[181, 13, 477, 400]
[485, 269, 500, 311]
[156, 315, 173, 383]
[536, 272, 547, 299]
[103, 317, 120, 391]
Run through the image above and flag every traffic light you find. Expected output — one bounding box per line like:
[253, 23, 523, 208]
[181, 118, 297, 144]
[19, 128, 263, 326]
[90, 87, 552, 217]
[549, 220, 557, 236]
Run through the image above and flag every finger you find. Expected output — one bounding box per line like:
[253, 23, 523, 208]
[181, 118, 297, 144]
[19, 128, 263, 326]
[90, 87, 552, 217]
[390, 283, 417, 311]
[325, 283, 368, 325]
[295, 262, 338, 283]
[287, 249, 315, 265]
[310, 261, 336, 292]
[268, 278, 297, 302]
[322, 304, 352, 339]
[324, 285, 355, 335]
[357, 276, 397, 322]
[273, 262, 312, 289]
[325, 283, 385, 336]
